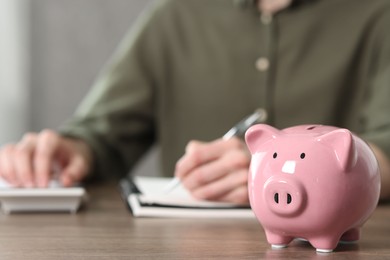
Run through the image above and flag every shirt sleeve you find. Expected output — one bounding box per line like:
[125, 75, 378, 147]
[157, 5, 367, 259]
[59, 0, 171, 179]
[359, 9, 390, 159]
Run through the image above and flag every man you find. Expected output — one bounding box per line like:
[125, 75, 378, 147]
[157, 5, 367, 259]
[1, 0, 390, 203]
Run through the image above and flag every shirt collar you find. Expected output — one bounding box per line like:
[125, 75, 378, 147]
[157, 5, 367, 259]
[233, 0, 256, 8]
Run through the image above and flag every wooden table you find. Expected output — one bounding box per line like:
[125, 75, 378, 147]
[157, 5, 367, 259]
[1, 182, 389, 260]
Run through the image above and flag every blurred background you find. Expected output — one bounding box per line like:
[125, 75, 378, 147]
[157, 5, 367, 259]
[0, 0, 152, 145]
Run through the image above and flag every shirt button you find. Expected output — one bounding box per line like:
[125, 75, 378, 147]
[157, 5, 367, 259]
[255, 57, 270, 72]
[260, 13, 273, 25]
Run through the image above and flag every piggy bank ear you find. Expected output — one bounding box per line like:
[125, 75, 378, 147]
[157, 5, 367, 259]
[317, 129, 357, 171]
[245, 124, 280, 154]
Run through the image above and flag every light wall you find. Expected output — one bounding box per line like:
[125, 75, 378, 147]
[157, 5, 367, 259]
[0, 0, 151, 144]
[0, 0, 29, 144]
[29, 0, 152, 131]
[0, 0, 158, 176]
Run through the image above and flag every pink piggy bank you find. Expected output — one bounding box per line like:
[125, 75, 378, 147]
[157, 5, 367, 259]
[245, 124, 380, 253]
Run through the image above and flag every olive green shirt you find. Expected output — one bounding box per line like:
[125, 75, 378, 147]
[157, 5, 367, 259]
[60, 0, 390, 179]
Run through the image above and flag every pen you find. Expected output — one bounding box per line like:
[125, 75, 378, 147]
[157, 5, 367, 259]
[163, 108, 268, 193]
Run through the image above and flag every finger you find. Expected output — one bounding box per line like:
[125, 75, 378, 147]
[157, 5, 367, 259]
[0, 144, 19, 185]
[182, 149, 249, 190]
[175, 138, 243, 179]
[191, 168, 248, 202]
[216, 185, 249, 205]
[60, 155, 89, 187]
[181, 159, 229, 190]
[175, 140, 208, 179]
[34, 130, 61, 187]
[14, 133, 37, 187]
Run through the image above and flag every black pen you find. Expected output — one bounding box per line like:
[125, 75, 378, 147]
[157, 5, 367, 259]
[163, 108, 268, 193]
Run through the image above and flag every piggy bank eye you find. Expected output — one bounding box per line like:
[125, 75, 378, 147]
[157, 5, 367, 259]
[300, 153, 306, 159]
[273, 152, 278, 159]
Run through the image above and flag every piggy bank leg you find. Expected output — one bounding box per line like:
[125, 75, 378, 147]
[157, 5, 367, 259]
[310, 236, 340, 253]
[340, 228, 360, 243]
[265, 230, 294, 249]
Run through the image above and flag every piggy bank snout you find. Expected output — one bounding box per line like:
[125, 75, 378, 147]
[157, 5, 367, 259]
[263, 178, 306, 217]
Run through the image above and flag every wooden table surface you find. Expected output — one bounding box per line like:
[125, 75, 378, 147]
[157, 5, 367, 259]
[0, 182, 389, 260]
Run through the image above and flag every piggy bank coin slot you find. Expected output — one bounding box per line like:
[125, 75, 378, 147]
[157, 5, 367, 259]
[306, 126, 316, 130]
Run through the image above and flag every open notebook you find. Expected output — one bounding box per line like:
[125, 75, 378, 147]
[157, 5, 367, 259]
[119, 176, 254, 218]
[0, 178, 86, 213]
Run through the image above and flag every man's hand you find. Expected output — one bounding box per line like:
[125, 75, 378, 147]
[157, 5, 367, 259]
[0, 130, 93, 188]
[174, 137, 250, 204]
